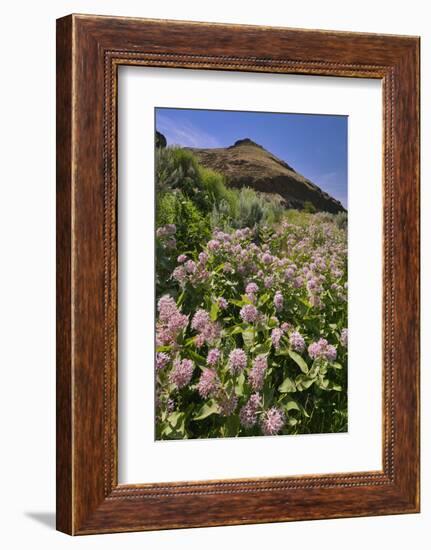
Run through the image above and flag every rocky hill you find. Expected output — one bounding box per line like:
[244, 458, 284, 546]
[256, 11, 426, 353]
[185, 138, 345, 214]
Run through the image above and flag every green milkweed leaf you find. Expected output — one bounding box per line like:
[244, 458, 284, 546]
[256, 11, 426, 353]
[288, 350, 309, 374]
[258, 293, 271, 307]
[242, 329, 254, 348]
[284, 400, 300, 412]
[167, 411, 185, 430]
[225, 414, 240, 437]
[156, 345, 172, 353]
[210, 301, 219, 321]
[295, 374, 315, 391]
[279, 376, 297, 393]
[235, 372, 246, 397]
[193, 401, 219, 421]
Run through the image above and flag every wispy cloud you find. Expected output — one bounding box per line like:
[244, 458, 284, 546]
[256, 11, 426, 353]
[156, 113, 222, 148]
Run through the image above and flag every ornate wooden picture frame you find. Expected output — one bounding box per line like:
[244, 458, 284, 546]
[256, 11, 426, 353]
[56, 14, 420, 535]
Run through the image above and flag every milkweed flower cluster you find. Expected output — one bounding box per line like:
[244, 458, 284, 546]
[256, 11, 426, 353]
[191, 309, 221, 346]
[155, 212, 347, 440]
[191, 309, 210, 332]
[156, 224, 176, 238]
[206, 348, 221, 366]
[219, 393, 238, 416]
[246, 282, 259, 295]
[248, 355, 268, 391]
[308, 338, 337, 362]
[271, 327, 284, 350]
[156, 352, 170, 370]
[340, 328, 348, 348]
[156, 296, 188, 347]
[169, 358, 194, 389]
[156, 224, 176, 250]
[172, 252, 210, 288]
[197, 368, 220, 398]
[274, 291, 284, 311]
[239, 393, 262, 428]
[228, 348, 248, 374]
[240, 304, 259, 323]
[261, 407, 286, 435]
[289, 331, 306, 353]
[217, 297, 228, 309]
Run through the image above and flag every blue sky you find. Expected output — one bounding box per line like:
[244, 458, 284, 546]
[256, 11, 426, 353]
[156, 108, 348, 208]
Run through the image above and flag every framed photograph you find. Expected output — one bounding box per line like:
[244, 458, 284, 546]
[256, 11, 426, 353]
[56, 14, 420, 535]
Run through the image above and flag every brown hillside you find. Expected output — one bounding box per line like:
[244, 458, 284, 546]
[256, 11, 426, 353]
[186, 138, 345, 214]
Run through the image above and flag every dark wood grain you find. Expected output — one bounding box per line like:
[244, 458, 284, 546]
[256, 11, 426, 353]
[56, 15, 73, 535]
[56, 14, 420, 535]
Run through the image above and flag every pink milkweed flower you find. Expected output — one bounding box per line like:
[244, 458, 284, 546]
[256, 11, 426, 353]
[156, 296, 189, 345]
[157, 295, 178, 322]
[217, 297, 228, 310]
[184, 260, 197, 274]
[197, 368, 220, 398]
[308, 339, 326, 359]
[274, 291, 283, 311]
[164, 224, 176, 235]
[340, 328, 348, 348]
[261, 252, 273, 265]
[324, 344, 337, 362]
[240, 304, 259, 323]
[207, 239, 220, 251]
[156, 224, 175, 238]
[166, 311, 189, 334]
[172, 266, 187, 285]
[264, 275, 274, 289]
[156, 352, 170, 370]
[284, 267, 295, 280]
[307, 278, 318, 290]
[293, 276, 303, 288]
[228, 348, 247, 374]
[261, 407, 285, 435]
[239, 393, 262, 428]
[165, 237, 176, 250]
[245, 282, 259, 295]
[177, 254, 187, 263]
[169, 358, 194, 389]
[194, 334, 205, 348]
[191, 309, 210, 332]
[206, 348, 221, 366]
[248, 355, 268, 391]
[308, 338, 337, 362]
[289, 331, 305, 353]
[198, 251, 208, 265]
[271, 327, 283, 350]
[219, 393, 238, 417]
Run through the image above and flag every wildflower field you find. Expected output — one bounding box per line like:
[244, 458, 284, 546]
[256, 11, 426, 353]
[155, 147, 348, 439]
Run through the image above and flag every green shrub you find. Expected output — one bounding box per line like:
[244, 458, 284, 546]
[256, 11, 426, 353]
[303, 200, 317, 213]
[335, 211, 348, 230]
[156, 147, 214, 213]
[157, 190, 210, 253]
[237, 188, 263, 227]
